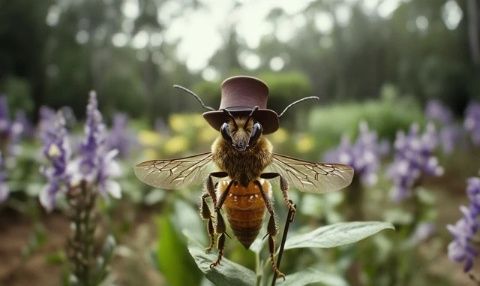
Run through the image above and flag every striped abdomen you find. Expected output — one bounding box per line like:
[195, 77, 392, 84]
[218, 180, 272, 248]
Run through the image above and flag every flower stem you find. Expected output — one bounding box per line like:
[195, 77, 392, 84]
[67, 180, 97, 286]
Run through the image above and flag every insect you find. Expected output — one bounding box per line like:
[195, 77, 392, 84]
[134, 76, 354, 280]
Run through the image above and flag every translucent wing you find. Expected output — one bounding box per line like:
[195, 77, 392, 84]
[134, 152, 215, 190]
[267, 153, 354, 193]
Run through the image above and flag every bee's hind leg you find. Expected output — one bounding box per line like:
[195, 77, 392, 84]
[254, 180, 286, 280]
[210, 180, 235, 268]
[202, 172, 228, 252]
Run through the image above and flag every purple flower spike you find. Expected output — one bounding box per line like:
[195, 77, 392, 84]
[106, 113, 137, 158]
[465, 102, 480, 145]
[78, 91, 106, 180]
[325, 122, 388, 186]
[0, 96, 10, 137]
[0, 152, 9, 203]
[425, 100, 453, 125]
[448, 177, 480, 272]
[388, 123, 444, 202]
[425, 100, 462, 154]
[74, 92, 121, 198]
[40, 112, 71, 211]
[39, 92, 122, 211]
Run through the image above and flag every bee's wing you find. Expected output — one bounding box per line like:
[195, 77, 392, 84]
[134, 152, 215, 190]
[267, 153, 354, 193]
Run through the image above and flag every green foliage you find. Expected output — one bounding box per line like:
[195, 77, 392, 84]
[284, 221, 394, 250]
[187, 221, 392, 286]
[259, 71, 312, 114]
[281, 269, 348, 286]
[188, 243, 256, 286]
[308, 88, 423, 155]
[155, 214, 202, 286]
[1, 76, 33, 114]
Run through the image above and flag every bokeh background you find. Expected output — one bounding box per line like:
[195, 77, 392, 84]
[1, 0, 480, 285]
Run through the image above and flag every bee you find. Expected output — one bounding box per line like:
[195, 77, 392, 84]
[134, 76, 354, 279]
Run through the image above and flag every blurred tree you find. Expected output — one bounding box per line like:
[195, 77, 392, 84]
[0, 0, 51, 118]
[1, 0, 479, 121]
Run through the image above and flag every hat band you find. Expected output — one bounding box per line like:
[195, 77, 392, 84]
[223, 106, 258, 110]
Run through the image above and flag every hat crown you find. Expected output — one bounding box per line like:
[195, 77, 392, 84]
[219, 76, 269, 110]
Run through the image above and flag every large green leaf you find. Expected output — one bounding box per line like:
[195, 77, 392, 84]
[285, 221, 394, 250]
[188, 243, 256, 286]
[279, 268, 348, 286]
[156, 216, 202, 286]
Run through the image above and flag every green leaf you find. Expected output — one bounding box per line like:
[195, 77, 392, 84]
[156, 215, 202, 286]
[285, 221, 394, 250]
[188, 243, 256, 286]
[279, 268, 348, 286]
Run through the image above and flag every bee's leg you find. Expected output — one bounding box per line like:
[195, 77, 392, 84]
[205, 172, 228, 206]
[200, 193, 215, 252]
[202, 172, 228, 252]
[260, 173, 296, 218]
[254, 180, 285, 280]
[210, 180, 235, 268]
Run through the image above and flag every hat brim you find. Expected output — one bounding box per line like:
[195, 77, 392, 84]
[203, 108, 279, 134]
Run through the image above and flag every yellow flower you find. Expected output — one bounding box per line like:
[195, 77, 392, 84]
[142, 149, 159, 161]
[164, 136, 189, 155]
[192, 115, 206, 128]
[199, 126, 218, 143]
[169, 114, 188, 133]
[268, 128, 288, 144]
[296, 134, 315, 154]
[138, 130, 161, 147]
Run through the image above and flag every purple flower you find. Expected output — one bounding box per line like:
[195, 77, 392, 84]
[465, 102, 480, 145]
[388, 123, 444, 202]
[438, 125, 462, 154]
[447, 177, 480, 272]
[71, 92, 121, 198]
[40, 92, 122, 211]
[425, 100, 462, 154]
[0, 96, 10, 138]
[425, 100, 453, 125]
[38, 106, 57, 140]
[0, 152, 8, 203]
[0, 95, 25, 157]
[39, 112, 71, 211]
[106, 113, 137, 158]
[409, 222, 436, 245]
[324, 122, 388, 186]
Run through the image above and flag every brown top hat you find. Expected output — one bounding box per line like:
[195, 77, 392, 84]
[203, 76, 279, 134]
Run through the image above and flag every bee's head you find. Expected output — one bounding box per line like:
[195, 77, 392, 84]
[220, 107, 263, 152]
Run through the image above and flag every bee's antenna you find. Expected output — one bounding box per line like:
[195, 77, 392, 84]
[222, 109, 238, 128]
[173, 84, 216, 111]
[278, 96, 320, 118]
[245, 106, 259, 126]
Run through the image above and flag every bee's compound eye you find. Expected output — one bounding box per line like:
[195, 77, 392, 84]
[220, 122, 233, 144]
[249, 122, 263, 146]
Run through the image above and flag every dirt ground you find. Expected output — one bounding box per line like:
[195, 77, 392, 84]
[0, 207, 164, 286]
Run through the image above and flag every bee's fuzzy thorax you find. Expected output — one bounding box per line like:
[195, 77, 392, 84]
[211, 136, 273, 186]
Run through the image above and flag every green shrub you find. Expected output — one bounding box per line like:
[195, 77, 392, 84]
[307, 88, 423, 156]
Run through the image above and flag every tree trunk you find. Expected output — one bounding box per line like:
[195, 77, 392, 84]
[468, 0, 480, 66]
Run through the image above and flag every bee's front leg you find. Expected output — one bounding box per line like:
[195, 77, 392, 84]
[200, 193, 215, 252]
[202, 172, 228, 252]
